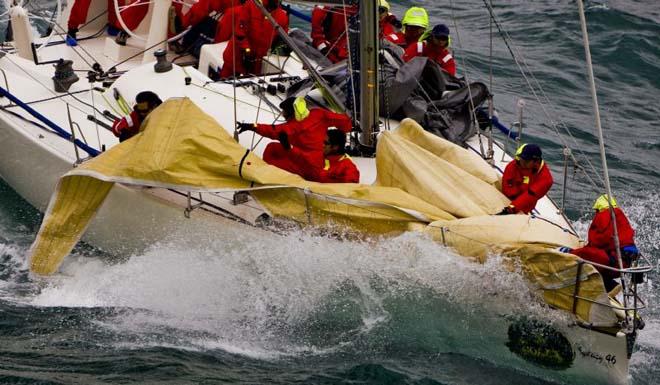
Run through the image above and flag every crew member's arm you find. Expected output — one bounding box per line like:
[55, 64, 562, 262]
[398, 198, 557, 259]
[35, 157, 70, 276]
[310, 6, 330, 52]
[253, 120, 294, 140]
[440, 50, 456, 77]
[587, 211, 613, 249]
[320, 109, 352, 133]
[501, 161, 521, 199]
[509, 163, 553, 214]
[402, 42, 422, 63]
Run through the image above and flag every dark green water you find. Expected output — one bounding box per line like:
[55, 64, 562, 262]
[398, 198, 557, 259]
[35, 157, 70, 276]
[1, 1, 659, 384]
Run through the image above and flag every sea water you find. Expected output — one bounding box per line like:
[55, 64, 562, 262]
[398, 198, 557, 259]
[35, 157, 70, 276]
[1, 0, 659, 384]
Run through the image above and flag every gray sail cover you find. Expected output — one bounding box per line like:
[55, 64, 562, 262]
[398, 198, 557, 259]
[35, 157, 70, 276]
[285, 37, 489, 145]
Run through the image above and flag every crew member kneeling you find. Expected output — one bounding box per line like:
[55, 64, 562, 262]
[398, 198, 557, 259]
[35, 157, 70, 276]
[498, 143, 553, 214]
[111, 91, 162, 142]
[570, 194, 640, 291]
[285, 129, 359, 183]
[236, 97, 352, 179]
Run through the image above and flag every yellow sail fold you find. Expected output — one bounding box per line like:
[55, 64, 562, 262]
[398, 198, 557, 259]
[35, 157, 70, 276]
[27, 98, 613, 326]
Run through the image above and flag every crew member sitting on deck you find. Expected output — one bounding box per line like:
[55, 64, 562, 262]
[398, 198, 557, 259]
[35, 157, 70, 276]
[402, 24, 456, 77]
[111, 91, 162, 142]
[67, 0, 149, 46]
[310, 4, 358, 63]
[283, 129, 360, 183]
[498, 143, 553, 215]
[569, 195, 640, 291]
[391, 6, 429, 48]
[236, 97, 352, 179]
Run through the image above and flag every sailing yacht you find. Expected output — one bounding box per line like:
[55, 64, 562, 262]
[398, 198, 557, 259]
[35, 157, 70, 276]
[0, 1, 652, 384]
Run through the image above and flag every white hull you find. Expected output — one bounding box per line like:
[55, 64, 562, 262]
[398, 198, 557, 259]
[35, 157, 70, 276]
[0, 16, 633, 385]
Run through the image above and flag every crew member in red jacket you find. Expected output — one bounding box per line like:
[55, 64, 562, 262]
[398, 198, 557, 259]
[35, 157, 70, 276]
[315, 129, 360, 183]
[111, 91, 162, 142]
[216, 2, 251, 78]
[272, 129, 359, 183]
[67, 0, 149, 45]
[310, 4, 357, 63]
[181, 0, 234, 28]
[390, 6, 429, 48]
[402, 24, 456, 77]
[498, 143, 553, 215]
[245, 0, 289, 74]
[570, 195, 640, 290]
[217, 0, 287, 78]
[236, 97, 352, 179]
[378, 0, 403, 46]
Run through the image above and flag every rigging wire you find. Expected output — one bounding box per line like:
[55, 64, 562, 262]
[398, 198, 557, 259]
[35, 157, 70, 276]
[448, 0, 483, 156]
[481, 0, 604, 190]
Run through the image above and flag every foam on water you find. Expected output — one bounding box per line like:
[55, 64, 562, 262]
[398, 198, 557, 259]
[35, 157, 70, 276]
[17, 224, 553, 360]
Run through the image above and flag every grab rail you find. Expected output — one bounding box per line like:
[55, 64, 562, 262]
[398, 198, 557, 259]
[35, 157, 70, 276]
[0, 86, 100, 157]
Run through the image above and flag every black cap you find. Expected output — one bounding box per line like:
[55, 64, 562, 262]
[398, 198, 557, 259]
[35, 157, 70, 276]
[431, 24, 450, 38]
[519, 144, 542, 160]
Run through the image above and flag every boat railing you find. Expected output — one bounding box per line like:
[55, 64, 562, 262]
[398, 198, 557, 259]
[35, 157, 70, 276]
[0, 85, 100, 157]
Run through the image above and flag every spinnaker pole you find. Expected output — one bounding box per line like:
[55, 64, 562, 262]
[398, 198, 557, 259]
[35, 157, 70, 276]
[576, 0, 626, 307]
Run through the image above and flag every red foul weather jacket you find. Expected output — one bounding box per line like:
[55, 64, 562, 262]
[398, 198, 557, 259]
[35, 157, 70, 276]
[288, 149, 360, 183]
[588, 208, 636, 254]
[244, 0, 289, 73]
[402, 41, 456, 77]
[68, 0, 148, 31]
[216, 1, 287, 77]
[380, 15, 403, 45]
[501, 160, 553, 214]
[317, 154, 360, 183]
[111, 110, 141, 140]
[181, 0, 234, 28]
[216, 4, 251, 77]
[254, 109, 352, 174]
[311, 5, 357, 63]
[571, 208, 635, 276]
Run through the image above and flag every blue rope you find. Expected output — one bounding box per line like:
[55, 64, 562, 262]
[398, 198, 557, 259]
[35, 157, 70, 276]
[282, 3, 312, 23]
[477, 107, 515, 138]
[0, 86, 101, 157]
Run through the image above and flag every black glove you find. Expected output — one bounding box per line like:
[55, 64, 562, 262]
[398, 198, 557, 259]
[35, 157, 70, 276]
[278, 132, 290, 150]
[496, 206, 516, 215]
[242, 48, 256, 72]
[236, 122, 255, 134]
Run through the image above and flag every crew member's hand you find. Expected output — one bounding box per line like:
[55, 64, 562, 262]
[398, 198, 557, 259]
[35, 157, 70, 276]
[278, 132, 290, 150]
[242, 48, 256, 71]
[236, 122, 255, 134]
[496, 205, 516, 215]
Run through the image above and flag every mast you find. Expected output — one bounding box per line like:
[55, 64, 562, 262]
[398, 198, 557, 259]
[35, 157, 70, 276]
[358, 0, 379, 149]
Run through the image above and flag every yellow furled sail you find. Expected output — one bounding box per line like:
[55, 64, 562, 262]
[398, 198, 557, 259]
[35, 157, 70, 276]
[28, 99, 451, 275]
[27, 98, 613, 326]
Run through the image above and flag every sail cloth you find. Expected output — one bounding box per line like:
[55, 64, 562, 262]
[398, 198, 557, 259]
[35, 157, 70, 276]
[424, 216, 614, 325]
[28, 98, 453, 275]
[377, 121, 507, 218]
[27, 98, 612, 326]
